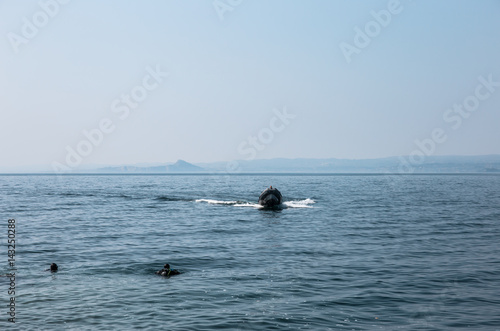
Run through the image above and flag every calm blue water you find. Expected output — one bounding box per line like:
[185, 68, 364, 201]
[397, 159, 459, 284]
[1, 174, 499, 330]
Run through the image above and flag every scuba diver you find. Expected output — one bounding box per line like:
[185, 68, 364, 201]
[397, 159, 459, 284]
[155, 263, 180, 277]
[46, 263, 58, 272]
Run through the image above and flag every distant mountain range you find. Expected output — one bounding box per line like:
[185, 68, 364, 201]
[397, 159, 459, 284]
[3, 155, 500, 174]
[90, 155, 500, 174]
[97, 160, 204, 173]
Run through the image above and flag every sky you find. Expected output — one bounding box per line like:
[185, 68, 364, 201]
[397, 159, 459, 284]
[0, 0, 499, 170]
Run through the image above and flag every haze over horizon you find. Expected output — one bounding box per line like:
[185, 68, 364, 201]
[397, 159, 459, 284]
[1, 0, 499, 171]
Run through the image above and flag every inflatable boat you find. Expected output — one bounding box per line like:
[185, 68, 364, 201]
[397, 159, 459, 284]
[258, 187, 282, 207]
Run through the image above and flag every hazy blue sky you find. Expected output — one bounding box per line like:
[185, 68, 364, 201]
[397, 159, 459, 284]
[1, 0, 499, 170]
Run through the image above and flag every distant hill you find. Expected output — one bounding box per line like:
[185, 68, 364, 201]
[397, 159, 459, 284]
[166, 160, 204, 172]
[5, 155, 499, 174]
[196, 155, 500, 173]
[95, 155, 500, 173]
[96, 160, 204, 173]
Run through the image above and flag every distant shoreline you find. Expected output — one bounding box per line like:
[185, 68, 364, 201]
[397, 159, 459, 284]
[1, 172, 500, 176]
[3, 155, 500, 174]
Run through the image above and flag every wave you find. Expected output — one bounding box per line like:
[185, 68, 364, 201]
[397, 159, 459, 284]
[155, 196, 192, 202]
[196, 198, 315, 209]
[282, 198, 316, 208]
[233, 202, 262, 208]
[195, 199, 241, 205]
[60, 192, 96, 197]
[196, 199, 263, 208]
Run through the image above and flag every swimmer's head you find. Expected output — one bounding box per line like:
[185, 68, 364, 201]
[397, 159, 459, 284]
[164, 264, 170, 270]
[50, 263, 58, 272]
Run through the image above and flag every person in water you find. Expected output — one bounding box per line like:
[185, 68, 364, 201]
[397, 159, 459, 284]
[46, 263, 58, 272]
[155, 263, 180, 277]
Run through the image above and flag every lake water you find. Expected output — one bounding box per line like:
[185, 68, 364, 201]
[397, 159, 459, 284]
[1, 174, 499, 330]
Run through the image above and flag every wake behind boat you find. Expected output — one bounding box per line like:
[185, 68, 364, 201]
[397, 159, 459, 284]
[195, 197, 314, 208]
[258, 186, 282, 207]
[196, 186, 315, 208]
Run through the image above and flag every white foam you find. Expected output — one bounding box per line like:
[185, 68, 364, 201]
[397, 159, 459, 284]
[234, 203, 263, 208]
[282, 198, 316, 208]
[195, 199, 238, 205]
[196, 198, 315, 209]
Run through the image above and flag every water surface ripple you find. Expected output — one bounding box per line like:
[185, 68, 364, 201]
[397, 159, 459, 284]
[0, 174, 499, 330]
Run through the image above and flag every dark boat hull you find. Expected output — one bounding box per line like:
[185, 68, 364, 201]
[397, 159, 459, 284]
[258, 188, 282, 207]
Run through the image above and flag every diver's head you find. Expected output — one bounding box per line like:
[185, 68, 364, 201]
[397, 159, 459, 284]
[164, 264, 170, 270]
[50, 263, 58, 272]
